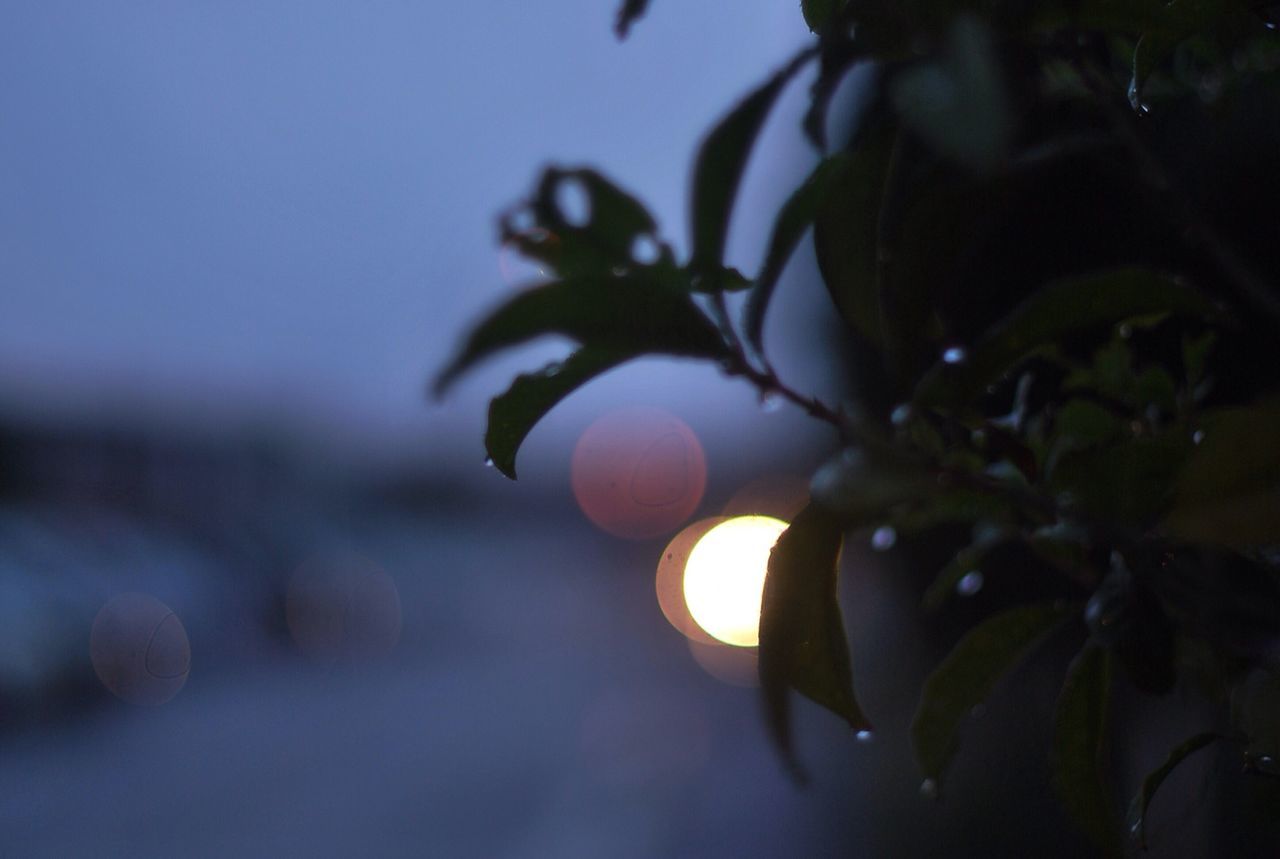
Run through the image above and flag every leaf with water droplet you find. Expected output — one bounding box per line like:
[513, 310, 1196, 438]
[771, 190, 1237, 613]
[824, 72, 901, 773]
[485, 347, 633, 479]
[1126, 0, 1252, 112]
[1126, 731, 1223, 849]
[689, 48, 815, 293]
[923, 532, 1004, 611]
[914, 267, 1223, 414]
[955, 571, 984, 596]
[870, 525, 897, 551]
[760, 504, 870, 781]
[911, 602, 1073, 793]
[1052, 644, 1122, 856]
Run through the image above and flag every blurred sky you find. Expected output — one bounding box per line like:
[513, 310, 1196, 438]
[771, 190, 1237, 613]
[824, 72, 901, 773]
[0, 0, 843, 472]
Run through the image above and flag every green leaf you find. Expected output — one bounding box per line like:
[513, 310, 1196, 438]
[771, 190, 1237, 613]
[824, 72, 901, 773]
[1051, 434, 1193, 526]
[1133, 365, 1178, 413]
[434, 272, 728, 395]
[1052, 644, 1121, 856]
[485, 347, 633, 479]
[914, 268, 1223, 413]
[890, 15, 1012, 173]
[801, 0, 843, 33]
[922, 530, 1007, 611]
[614, 0, 650, 39]
[1165, 398, 1280, 546]
[812, 129, 896, 344]
[502, 167, 673, 281]
[911, 602, 1073, 791]
[759, 504, 870, 779]
[1126, 732, 1223, 849]
[688, 48, 815, 291]
[1044, 399, 1124, 481]
[875, 154, 1006, 380]
[743, 153, 849, 355]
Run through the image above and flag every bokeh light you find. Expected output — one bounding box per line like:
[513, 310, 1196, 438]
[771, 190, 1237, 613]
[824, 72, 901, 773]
[655, 516, 727, 645]
[286, 554, 402, 663]
[571, 407, 706, 540]
[682, 515, 788, 647]
[90, 593, 191, 706]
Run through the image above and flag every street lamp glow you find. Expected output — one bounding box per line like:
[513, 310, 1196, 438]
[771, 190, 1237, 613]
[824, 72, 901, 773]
[682, 515, 788, 647]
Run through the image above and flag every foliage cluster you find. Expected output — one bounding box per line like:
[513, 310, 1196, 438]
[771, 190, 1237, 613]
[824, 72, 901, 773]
[439, 0, 1280, 851]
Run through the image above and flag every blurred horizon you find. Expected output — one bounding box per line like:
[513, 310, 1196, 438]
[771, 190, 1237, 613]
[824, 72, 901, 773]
[0, 0, 848, 476]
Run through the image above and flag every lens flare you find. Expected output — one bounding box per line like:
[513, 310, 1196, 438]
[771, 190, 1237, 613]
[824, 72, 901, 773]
[682, 515, 788, 647]
[571, 407, 706, 540]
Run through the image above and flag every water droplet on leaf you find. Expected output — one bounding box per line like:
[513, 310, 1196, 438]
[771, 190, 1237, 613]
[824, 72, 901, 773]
[483, 457, 495, 468]
[920, 779, 939, 800]
[870, 526, 897, 552]
[956, 571, 984, 596]
[856, 730, 874, 743]
[758, 391, 783, 413]
[942, 346, 967, 365]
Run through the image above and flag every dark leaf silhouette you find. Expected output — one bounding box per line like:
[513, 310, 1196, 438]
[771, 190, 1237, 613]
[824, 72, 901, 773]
[760, 504, 870, 779]
[1052, 645, 1122, 856]
[912, 602, 1073, 791]
[688, 48, 815, 292]
[485, 347, 633, 479]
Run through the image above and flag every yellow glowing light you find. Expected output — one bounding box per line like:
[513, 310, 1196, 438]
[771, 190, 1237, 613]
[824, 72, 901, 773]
[682, 515, 788, 647]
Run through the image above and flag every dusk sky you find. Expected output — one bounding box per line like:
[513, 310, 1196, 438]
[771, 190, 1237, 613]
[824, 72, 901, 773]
[0, 1, 838, 470]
